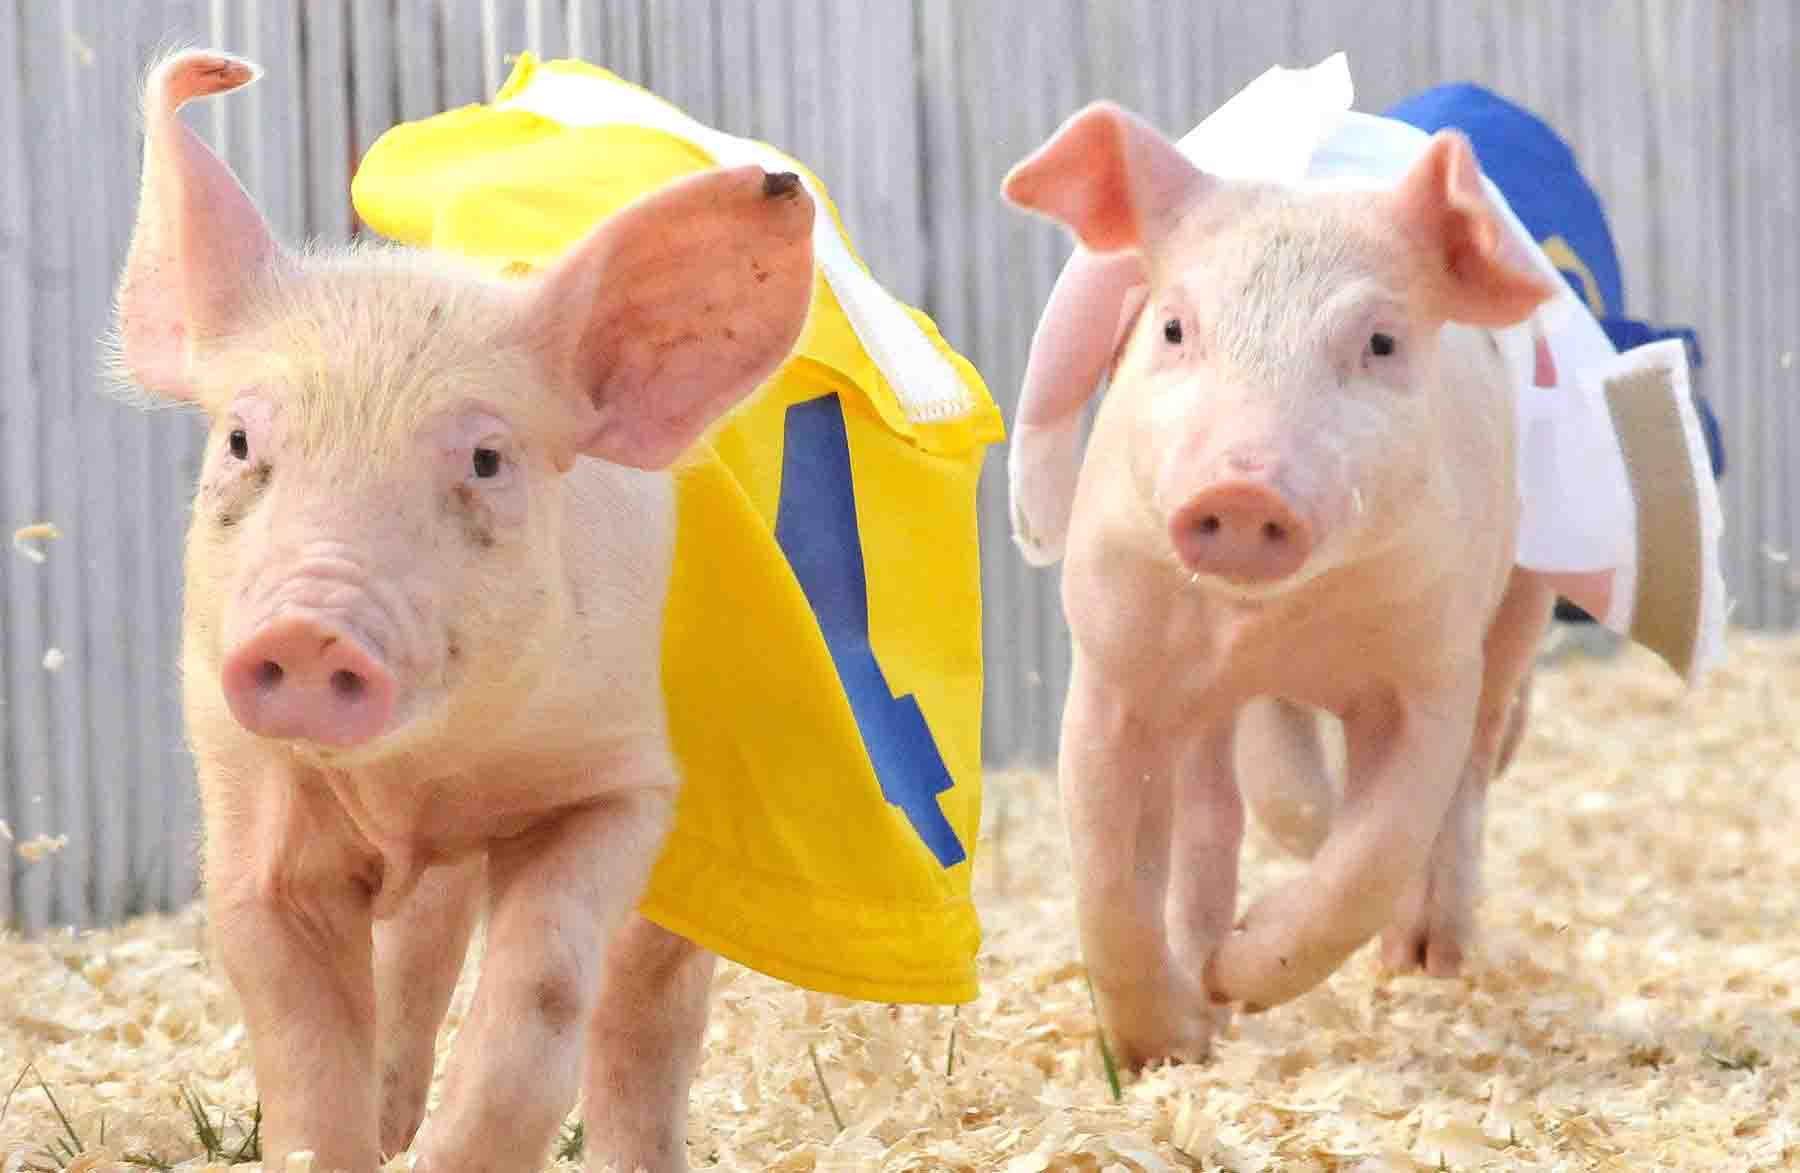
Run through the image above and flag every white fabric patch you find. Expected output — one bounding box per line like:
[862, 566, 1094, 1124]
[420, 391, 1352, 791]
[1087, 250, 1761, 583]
[497, 68, 977, 427]
[1161, 53, 1725, 681]
[1168, 53, 1637, 579]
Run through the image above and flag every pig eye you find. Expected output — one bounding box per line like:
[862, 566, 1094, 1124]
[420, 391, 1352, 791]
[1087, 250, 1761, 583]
[228, 429, 249, 460]
[471, 447, 502, 479]
[1368, 332, 1397, 357]
[1163, 318, 1184, 345]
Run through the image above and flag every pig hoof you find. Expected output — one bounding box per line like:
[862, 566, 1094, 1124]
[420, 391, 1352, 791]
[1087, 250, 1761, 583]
[1094, 987, 1226, 1071]
[1110, 1021, 1220, 1071]
[1379, 926, 1466, 977]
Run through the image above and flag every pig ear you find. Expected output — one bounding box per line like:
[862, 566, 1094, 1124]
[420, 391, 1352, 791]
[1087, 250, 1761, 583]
[1386, 131, 1555, 327]
[519, 165, 817, 470]
[116, 50, 290, 402]
[1002, 102, 1212, 254]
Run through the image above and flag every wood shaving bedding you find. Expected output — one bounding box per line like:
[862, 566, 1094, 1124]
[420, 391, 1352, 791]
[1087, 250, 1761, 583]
[2, 631, 1795, 1170]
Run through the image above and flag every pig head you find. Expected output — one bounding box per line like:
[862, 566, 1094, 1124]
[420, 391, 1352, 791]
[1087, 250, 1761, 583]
[115, 50, 814, 1173]
[1003, 101, 1555, 1068]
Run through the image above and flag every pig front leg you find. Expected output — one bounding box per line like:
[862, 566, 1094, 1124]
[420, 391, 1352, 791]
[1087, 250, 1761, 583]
[202, 769, 382, 1173]
[412, 784, 676, 1173]
[1382, 572, 1553, 975]
[1205, 673, 1481, 1011]
[374, 855, 485, 1156]
[1060, 659, 1233, 1068]
[1235, 697, 1336, 858]
[582, 914, 717, 1173]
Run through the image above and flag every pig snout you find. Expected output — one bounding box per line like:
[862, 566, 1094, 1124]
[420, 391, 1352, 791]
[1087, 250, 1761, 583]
[221, 616, 398, 747]
[1169, 479, 1314, 585]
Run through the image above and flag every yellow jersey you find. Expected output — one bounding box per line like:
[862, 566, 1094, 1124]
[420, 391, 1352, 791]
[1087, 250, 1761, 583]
[351, 54, 1001, 1004]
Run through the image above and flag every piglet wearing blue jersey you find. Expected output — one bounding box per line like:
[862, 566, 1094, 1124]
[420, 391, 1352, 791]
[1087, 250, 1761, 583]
[1004, 102, 1557, 1067]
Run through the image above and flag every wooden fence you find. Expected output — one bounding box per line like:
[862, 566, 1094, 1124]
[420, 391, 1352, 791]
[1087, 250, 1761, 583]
[2, 0, 1795, 933]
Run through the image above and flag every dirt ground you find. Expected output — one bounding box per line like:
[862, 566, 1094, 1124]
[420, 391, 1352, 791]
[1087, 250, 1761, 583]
[3, 630, 1797, 1171]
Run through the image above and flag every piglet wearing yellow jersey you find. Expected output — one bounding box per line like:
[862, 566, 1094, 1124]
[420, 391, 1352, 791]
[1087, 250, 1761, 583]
[1002, 102, 1559, 1068]
[115, 51, 814, 1173]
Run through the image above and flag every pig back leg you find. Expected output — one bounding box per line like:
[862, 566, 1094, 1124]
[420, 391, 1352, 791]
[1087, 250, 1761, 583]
[374, 855, 485, 1156]
[1060, 657, 1237, 1068]
[411, 783, 676, 1173]
[1495, 669, 1534, 777]
[1235, 697, 1337, 858]
[1381, 570, 1553, 975]
[582, 914, 717, 1173]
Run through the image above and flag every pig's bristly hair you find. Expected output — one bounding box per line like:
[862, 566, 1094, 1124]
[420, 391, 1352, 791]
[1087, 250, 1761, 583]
[1158, 191, 1402, 392]
[168, 243, 553, 477]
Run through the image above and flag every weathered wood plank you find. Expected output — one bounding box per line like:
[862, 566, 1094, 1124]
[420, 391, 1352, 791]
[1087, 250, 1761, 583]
[440, 0, 489, 107]
[60, 0, 133, 926]
[0, 0, 39, 930]
[304, 0, 355, 242]
[488, 0, 529, 75]
[1291, 0, 1435, 113]
[393, 0, 445, 124]
[586, 0, 650, 85]
[1432, 0, 1499, 85]
[747, 2, 793, 146]
[1743, 0, 1796, 625]
[1012, 1, 1088, 759]
[822, 0, 925, 302]
[644, 0, 720, 127]
[350, 0, 398, 232]
[712, 0, 758, 132]
[19, 0, 93, 930]
[122, 0, 213, 919]
[1774, 0, 1800, 627]
[113, 3, 183, 922]
[531, 0, 571, 58]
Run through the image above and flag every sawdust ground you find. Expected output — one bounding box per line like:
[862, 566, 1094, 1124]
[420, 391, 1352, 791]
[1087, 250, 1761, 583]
[3, 630, 1797, 1171]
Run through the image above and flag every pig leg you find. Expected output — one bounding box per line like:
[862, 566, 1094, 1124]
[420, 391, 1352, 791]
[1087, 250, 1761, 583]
[1162, 718, 1246, 1048]
[374, 855, 485, 1157]
[202, 769, 381, 1172]
[1235, 697, 1336, 858]
[1060, 658, 1226, 1068]
[1204, 673, 1481, 1011]
[412, 786, 676, 1173]
[1496, 670, 1534, 777]
[1382, 572, 1553, 975]
[581, 914, 716, 1173]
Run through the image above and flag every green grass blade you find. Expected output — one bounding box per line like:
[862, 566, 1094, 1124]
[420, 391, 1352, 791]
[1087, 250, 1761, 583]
[1083, 976, 1123, 1103]
[808, 1042, 845, 1133]
[945, 1005, 959, 1078]
[29, 1065, 85, 1160]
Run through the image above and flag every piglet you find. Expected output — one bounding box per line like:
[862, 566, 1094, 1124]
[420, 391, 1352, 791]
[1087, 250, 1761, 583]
[113, 51, 815, 1173]
[1002, 102, 1556, 1067]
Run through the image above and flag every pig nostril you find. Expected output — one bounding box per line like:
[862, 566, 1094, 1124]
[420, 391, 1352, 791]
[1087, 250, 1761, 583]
[1262, 521, 1287, 543]
[330, 670, 366, 701]
[1196, 515, 1221, 536]
[253, 661, 284, 690]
